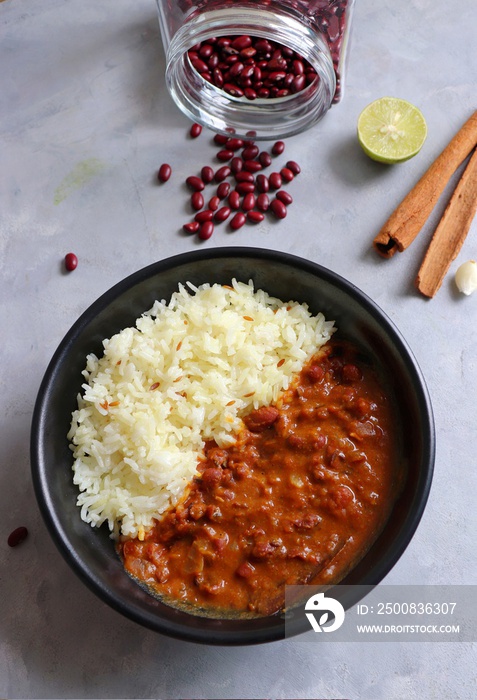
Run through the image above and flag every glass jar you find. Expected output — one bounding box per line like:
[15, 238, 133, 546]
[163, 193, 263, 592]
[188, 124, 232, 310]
[156, 0, 355, 140]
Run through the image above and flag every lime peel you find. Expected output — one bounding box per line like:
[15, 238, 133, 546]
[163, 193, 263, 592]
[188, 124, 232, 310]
[357, 97, 427, 164]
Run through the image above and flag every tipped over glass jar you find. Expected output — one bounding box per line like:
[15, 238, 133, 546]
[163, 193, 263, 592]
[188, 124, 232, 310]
[156, 0, 356, 139]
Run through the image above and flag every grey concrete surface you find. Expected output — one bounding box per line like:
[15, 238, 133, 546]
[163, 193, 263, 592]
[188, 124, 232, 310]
[1, 0, 476, 697]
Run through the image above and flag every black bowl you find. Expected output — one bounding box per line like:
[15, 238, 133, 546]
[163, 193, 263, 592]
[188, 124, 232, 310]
[31, 247, 435, 645]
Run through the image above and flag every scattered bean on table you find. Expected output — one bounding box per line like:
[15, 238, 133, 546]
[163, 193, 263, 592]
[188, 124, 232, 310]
[64, 253, 78, 272]
[158, 125, 301, 241]
[8, 526, 28, 548]
[190, 123, 202, 139]
[157, 163, 172, 182]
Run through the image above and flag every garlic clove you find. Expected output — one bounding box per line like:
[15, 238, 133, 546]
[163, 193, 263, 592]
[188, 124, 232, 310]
[455, 260, 477, 296]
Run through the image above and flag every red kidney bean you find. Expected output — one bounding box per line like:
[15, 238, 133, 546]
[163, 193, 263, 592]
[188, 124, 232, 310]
[242, 145, 259, 160]
[201, 165, 214, 183]
[213, 133, 228, 145]
[269, 172, 282, 190]
[256, 193, 270, 212]
[191, 191, 205, 211]
[292, 59, 305, 75]
[272, 141, 285, 156]
[276, 190, 293, 205]
[240, 64, 255, 80]
[247, 211, 264, 224]
[216, 181, 231, 199]
[195, 209, 214, 223]
[229, 61, 244, 78]
[291, 74, 306, 93]
[268, 59, 287, 72]
[216, 149, 234, 161]
[191, 57, 208, 73]
[208, 53, 219, 69]
[238, 78, 253, 90]
[190, 123, 202, 138]
[241, 47, 257, 60]
[256, 174, 269, 193]
[286, 160, 301, 175]
[226, 138, 244, 151]
[242, 193, 256, 211]
[254, 38, 272, 53]
[231, 156, 243, 174]
[209, 195, 220, 211]
[214, 206, 231, 222]
[7, 526, 28, 547]
[228, 191, 241, 210]
[230, 212, 246, 230]
[231, 35, 252, 51]
[243, 160, 262, 173]
[235, 181, 255, 195]
[199, 221, 214, 240]
[327, 12, 341, 41]
[183, 221, 199, 234]
[270, 198, 288, 219]
[280, 167, 294, 183]
[258, 152, 272, 168]
[267, 71, 287, 83]
[243, 87, 256, 100]
[199, 44, 213, 59]
[306, 70, 317, 85]
[215, 165, 231, 182]
[252, 65, 262, 82]
[235, 171, 254, 183]
[64, 253, 78, 272]
[186, 175, 205, 191]
[224, 83, 244, 98]
[157, 163, 172, 183]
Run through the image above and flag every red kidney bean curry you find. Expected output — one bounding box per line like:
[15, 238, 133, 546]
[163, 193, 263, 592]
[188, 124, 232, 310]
[119, 339, 401, 617]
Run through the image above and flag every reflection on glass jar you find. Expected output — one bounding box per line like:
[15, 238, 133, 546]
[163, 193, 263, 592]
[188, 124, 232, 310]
[156, 0, 356, 139]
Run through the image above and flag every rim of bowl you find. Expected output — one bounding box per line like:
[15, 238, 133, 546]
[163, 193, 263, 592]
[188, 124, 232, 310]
[30, 246, 435, 644]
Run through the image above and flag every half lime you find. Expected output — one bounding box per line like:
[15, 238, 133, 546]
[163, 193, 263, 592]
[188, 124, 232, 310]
[357, 97, 427, 164]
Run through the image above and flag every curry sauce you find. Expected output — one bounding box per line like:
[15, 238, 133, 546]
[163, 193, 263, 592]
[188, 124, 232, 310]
[119, 340, 400, 617]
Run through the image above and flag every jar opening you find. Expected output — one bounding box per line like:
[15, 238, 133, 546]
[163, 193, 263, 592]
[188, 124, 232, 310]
[165, 6, 336, 139]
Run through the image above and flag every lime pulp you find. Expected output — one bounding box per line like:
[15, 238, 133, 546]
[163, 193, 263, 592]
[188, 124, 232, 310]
[357, 97, 428, 164]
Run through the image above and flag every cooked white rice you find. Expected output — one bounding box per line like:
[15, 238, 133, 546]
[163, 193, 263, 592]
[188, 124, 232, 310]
[68, 279, 335, 538]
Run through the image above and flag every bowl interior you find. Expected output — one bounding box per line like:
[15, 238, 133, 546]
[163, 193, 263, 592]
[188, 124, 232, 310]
[31, 247, 434, 644]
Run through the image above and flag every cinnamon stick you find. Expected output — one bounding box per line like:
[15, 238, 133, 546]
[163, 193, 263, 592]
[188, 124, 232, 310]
[415, 147, 477, 297]
[373, 110, 477, 258]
